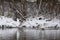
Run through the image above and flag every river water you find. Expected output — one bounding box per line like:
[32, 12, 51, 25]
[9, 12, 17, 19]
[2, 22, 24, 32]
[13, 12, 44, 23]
[0, 28, 60, 40]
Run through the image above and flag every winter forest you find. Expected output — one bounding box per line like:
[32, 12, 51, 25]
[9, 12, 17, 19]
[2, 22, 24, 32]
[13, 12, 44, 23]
[0, 0, 60, 40]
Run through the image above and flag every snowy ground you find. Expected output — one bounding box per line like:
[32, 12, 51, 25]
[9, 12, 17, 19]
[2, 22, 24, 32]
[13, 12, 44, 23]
[0, 16, 60, 29]
[0, 16, 20, 27]
[21, 16, 60, 28]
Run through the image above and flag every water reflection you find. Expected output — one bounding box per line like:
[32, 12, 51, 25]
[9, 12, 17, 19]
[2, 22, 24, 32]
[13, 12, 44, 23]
[0, 28, 60, 40]
[0, 28, 17, 40]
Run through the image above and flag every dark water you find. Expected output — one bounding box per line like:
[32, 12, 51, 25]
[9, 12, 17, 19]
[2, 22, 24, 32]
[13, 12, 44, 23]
[0, 28, 60, 40]
[21, 29, 60, 40]
[0, 28, 17, 40]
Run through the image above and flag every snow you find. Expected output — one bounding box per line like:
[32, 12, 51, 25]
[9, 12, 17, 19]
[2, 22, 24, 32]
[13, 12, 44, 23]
[0, 16, 20, 27]
[0, 16, 60, 28]
[21, 16, 60, 28]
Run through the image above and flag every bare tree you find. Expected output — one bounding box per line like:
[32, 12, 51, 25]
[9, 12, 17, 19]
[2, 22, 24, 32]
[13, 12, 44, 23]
[1, 0, 4, 16]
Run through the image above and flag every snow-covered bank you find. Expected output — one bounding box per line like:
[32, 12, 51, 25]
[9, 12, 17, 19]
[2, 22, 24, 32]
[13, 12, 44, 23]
[21, 16, 60, 28]
[0, 16, 20, 27]
[0, 16, 60, 28]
